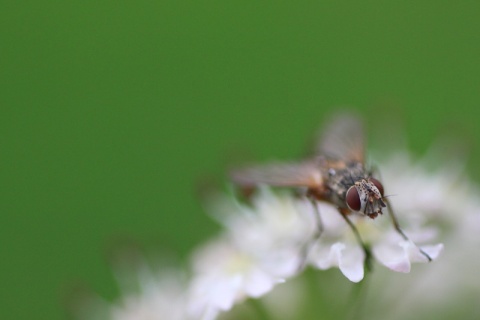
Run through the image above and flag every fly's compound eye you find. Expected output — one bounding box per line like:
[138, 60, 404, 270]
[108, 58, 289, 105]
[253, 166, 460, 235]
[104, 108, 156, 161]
[346, 186, 361, 212]
[369, 178, 384, 196]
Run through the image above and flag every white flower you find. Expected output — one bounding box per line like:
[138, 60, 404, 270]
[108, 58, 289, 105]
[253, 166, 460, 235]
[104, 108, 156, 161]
[210, 187, 316, 251]
[109, 267, 188, 320]
[362, 151, 480, 320]
[306, 202, 366, 282]
[88, 149, 462, 320]
[74, 261, 189, 320]
[308, 161, 444, 282]
[187, 237, 285, 320]
[188, 188, 316, 319]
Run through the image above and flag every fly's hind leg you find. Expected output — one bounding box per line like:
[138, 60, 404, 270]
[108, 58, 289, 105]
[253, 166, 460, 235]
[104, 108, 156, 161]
[339, 209, 374, 272]
[308, 196, 324, 243]
[385, 199, 432, 261]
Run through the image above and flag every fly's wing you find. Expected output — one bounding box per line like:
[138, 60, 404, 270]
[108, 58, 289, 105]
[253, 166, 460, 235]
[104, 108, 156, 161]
[230, 160, 323, 189]
[315, 112, 365, 163]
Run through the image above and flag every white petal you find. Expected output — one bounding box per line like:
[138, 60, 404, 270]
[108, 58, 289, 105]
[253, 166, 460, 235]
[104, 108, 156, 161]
[416, 243, 444, 261]
[374, 241, 443, 273]
[337, 245, 365, 283]
[211, 275, 243, 310]
[311, 242, 364, 282]
[374, 241, 413, 272]
[188, 274, 242, 316]
[262, 248, 302, 278]
[244, 267, 275, 297]
[311, 242, 340, 270]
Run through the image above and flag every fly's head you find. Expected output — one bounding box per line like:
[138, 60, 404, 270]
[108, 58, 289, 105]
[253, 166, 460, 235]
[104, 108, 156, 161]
[345, 178, 386, 219]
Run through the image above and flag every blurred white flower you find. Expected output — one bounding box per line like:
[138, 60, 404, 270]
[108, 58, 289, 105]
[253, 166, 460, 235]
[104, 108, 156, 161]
[109, 267, 188, 320]
[88, 148, 467, 320]
[188, 171, 446, 319]
[363, 151, 480, 320]
[187, 237, 287, 320]
[187, 188, 316, 319]
[210, 187, 317, 252]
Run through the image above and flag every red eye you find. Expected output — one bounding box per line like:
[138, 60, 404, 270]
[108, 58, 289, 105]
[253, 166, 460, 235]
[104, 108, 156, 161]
[370, 178, 384, 196]
[346, 186, 361, 211]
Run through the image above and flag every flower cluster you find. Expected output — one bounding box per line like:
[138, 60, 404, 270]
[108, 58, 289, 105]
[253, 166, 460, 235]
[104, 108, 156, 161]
[85, 149, 479, 320]
[187, 188, 316, 319]
[110, 268, 188, 320]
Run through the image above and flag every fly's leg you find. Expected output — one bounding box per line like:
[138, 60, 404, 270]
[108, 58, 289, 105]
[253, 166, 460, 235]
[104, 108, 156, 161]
[339, 211, 373, 272]
[385, 199, 432, 262]
[297, 195, 324, 271]
[308, 196, 324, 243]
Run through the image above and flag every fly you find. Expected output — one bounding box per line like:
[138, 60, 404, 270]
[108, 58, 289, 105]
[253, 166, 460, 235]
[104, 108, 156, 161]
[230, 112, 432, 270]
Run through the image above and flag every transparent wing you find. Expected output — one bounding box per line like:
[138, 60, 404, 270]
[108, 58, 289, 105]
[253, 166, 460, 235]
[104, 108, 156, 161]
[230, 161, 323, 188]
[315, 112, 365, 163]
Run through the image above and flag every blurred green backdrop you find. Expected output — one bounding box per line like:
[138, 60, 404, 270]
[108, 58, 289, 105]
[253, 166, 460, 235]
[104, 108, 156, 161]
[1, 1, 480, 319]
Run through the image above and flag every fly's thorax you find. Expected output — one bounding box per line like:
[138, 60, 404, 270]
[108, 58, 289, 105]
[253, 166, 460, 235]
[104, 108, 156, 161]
[323, 162, 369, 208]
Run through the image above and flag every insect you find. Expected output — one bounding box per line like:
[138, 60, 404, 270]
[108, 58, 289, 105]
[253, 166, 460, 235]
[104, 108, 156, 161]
[230, 113, 432, 269]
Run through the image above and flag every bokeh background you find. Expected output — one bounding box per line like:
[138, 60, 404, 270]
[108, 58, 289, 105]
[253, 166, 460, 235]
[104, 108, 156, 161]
[1, 2, 480, 319]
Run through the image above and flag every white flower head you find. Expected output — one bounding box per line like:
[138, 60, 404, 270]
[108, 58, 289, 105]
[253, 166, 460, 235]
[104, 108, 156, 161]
[187, 237, 284, 320]
[360, 150, 480, 320]
[188, 188, 317, 319]
[308, 169, 444, 282]
[109, 266, 188, 320]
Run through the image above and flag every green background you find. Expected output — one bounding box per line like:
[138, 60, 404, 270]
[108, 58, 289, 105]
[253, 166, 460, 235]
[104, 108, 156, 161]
[1, 1, 479, 319]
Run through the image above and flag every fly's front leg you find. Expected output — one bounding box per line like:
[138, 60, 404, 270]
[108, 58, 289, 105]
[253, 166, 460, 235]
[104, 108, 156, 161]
[339, 209, 373, 272]
[385, 199, 432, 262]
